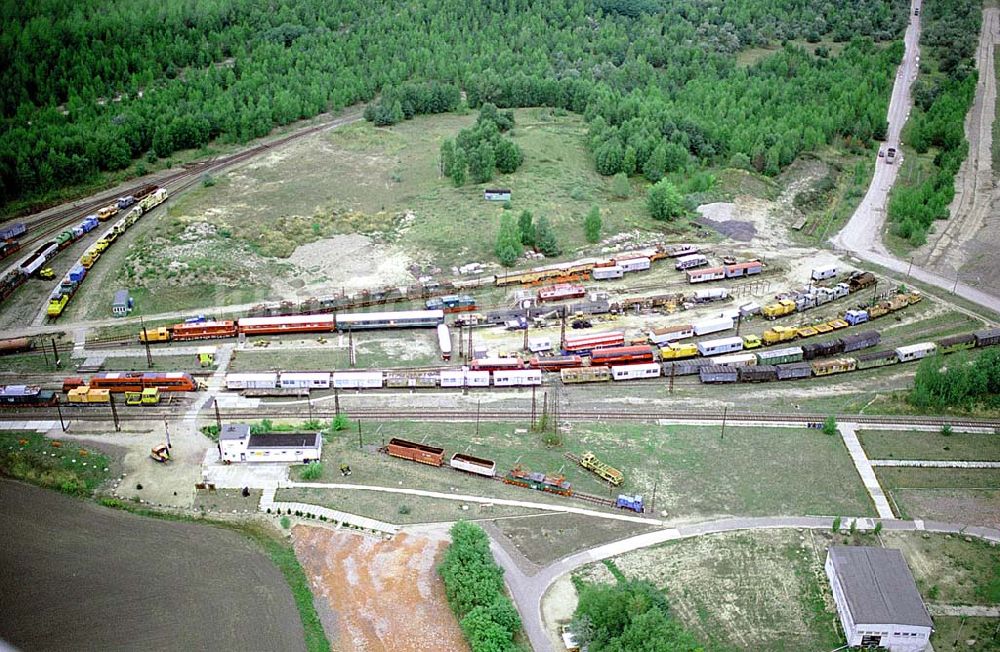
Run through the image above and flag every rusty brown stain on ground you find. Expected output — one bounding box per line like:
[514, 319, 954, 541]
[293, 526, 469, 652]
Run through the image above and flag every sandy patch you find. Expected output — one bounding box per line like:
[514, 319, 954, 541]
[286, 234, 415, 295]
[292, 527, 468, 652]
[542, 575, 580, 649]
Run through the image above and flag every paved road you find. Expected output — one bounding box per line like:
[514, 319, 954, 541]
[498, 516, 1000, 652]
[831, 1, 1000, 316]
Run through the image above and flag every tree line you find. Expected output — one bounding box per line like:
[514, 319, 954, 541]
[909, 349, 1000, 410]
[888, 0, 981, 245]
[1, 0, 911, 209]
[438, 521, 522, 652]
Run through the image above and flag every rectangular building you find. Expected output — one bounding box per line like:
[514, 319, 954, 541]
[826, 547, 932, 651]
[219, 423, 323, 463]
[112, 289, 132, 317]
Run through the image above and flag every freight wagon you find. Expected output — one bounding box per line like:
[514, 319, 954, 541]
[811, 358, 857, 376]
[936, 333, 976, 354]
[693, 288, 730, 302]
[802, 339, 845, 360]
[755, 346, 804, 365]
[0, 222, 26, 240]
[561, 366, 611, 383]
[763, 299, 796, 320]
[848, 271, 876, 291]
[0, 337, 32, 355]
[840, 331, 881, 353]
[386, 438, 444, 466]
[0, 385, 58, 407]
[470, 358, 525, 372]
[449, 453, 496, 477]
[590, 345, 655, 366]
[617, 257, 650, 273]
[697, 336, 743, 356]
[895, 343, 937, 362]
[975, 328, 1000, 347]
[665, 244, 700, 257]
[855, 350, 898, 370]
[763, 326, 798, 345]
[699, 365, 738, 383]
[811, 265, 837, 281]
[738, 365, 779, 382]
[611, 363, 661, 380]
[425, 295, 475, 313]
[776, 362, 812, 380]
[661, 359, 711, 376]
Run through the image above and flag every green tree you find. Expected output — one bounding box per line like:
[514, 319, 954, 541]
[494, 138, 523, 174]
[612, 172, 631, 198]
[468, 141, 496, 184]
[643, 143, 668, 182]
[494, 213, 522, 266]
[584, 205, 602, 243]
[534, 216, 560, 256]
[452, 147, 468, 187]
[822, 415, 838, 436]
[518, 210, 535, 246]
[441, 139, 455, 177]
[647, 179, 685, 220]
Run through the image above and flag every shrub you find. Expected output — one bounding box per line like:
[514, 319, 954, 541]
[280, 516, 291, 529]
[300, 462, 323, 480]
[832, 516, 842, 533]
[584, 205, 602, 243]
[611, 172, 630, 198]
[940, 424, 953, 436]
[398, 504, 411, 515]
[647, 179, 684, 220]
[330, 413, 350, 432]
[822, 415, 838, 436]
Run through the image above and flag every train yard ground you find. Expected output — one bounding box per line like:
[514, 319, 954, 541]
[877, 467, 1000, 529]
[565, 529, 1000, 652]
[858, 428, 1000, 462]
[282, 421, 874, 522]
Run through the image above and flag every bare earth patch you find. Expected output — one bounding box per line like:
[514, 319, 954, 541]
[894, 488, 1000, 530]
[286, 234, 415, 296]
[292, 526, 468, 652]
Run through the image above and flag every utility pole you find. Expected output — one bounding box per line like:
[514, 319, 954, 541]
[458, 323, 464, 358]
[357, 419, 362, 449]
[348, 328, 355, 367]
[735, 312, 743, 336]
[523, 319, 529, 352]
[467, 325, 473, 362]
[476, 399, 481, 437]
[720, 405, 728, 441]
[669, 363, 676, 395]
[906, 257, 914, 280]
[164, 419, 171, 448]
[531, 385, 537, 429]
[334, 385, 340, 415]
[140, 316, 153, 368]
[214, 398, 222, 431]
[952, 275, 959, 294]
[651, 479, 658, 513]
[50, 338, 60, 368]
[42, 343, 50, 369]
[55, 395, 67, 432]
[109, 393, 120, 432]
[560, 307, 567, 348]
[307, 398, 313, 423]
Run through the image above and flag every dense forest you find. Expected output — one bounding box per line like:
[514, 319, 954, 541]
[1, 0, 911, 207]
[888, 0, 981, 245]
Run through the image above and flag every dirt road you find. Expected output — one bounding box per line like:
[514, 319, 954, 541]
[918, 7, 1000, 284]
[0, 479, 305, 651]
[833, 2, 1000, 315]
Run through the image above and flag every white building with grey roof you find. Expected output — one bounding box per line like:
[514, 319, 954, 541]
[826, 546, 933, 651]
[218, 423, 322, 464]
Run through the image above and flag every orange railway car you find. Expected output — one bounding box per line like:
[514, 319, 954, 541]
[171, 321, 238, 340]
[87, 372, 198, 392]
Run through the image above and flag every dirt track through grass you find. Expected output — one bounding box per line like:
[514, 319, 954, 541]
[0, 480, 306, 652]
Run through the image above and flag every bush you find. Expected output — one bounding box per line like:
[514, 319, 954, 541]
[330, 413, 350, 432]
[534, 216, 560, 256]
[647, 179, 684, 220]
[300, 462, 323, 480]
[940, 424, 953, 436]
[398, 504, 411, 515]
[611, 172, 630, 198]
[822, 415, 838, 436]
[584, 205, 602, 243]
[280, 516, 291, 529]
[832, 516, 842, 533]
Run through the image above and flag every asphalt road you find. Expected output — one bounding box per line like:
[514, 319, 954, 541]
[832, 0, 1000, 316]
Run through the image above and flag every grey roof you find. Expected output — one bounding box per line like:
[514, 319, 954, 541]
[828, 547, 932, 627]
[220, 423, 251, 441]
[247, 433, 321, 449]
[112, 289, 129, 305]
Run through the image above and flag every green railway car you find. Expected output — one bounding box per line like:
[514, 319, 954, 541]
[936, 333, 976, 355]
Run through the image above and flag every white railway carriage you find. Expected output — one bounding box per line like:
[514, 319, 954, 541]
[611, 363, 661, 380]
[332, 371, 383, 389]
[437, 324, 452, 360]
[675, 254, 708, 270]
[335, 309, 444, 330]
[449, 453, 497, 477]
[492, 369, 542, 386]
[592, 265, 624, 280]
[697, 336, 744, 356]
[528, 336, 553, 353]
[441, 369, 490, 387]
[895, 342, 937, 362]
[711, 352, 757, 367]
[649, 324, 694, 345]
[226, 373, 278, 390]
[617, 257, 651, 273]
[693, 317, 733, 336]
[278, 372, 331, 389]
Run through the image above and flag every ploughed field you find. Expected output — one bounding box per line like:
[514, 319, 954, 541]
[0, 480, 305, 652]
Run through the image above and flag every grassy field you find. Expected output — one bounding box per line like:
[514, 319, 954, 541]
[0, 351, 67, 373]
[933, 616, 1000, 651]
[883, 147, 943, 257]
[859, 429, 1000, 461]
[286, 420, 872, 520]
[571, 529, 1000, 652]
[878, 468, 1000, 526]
[491, 512, 658, 566]
[276, 486, 544, 524]
[102, 354, 212, 372]
[0, 430, 111, 495]
[786, 148, 876, 246]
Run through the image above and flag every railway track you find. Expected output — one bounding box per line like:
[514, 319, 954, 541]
[4, 405, 997, 429]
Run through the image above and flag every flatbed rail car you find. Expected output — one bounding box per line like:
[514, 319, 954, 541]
[561, 366, 612, 383]
[503, 465, 572, 496]
[567, 451, 624, 486]
[385, 438, 445, 466]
